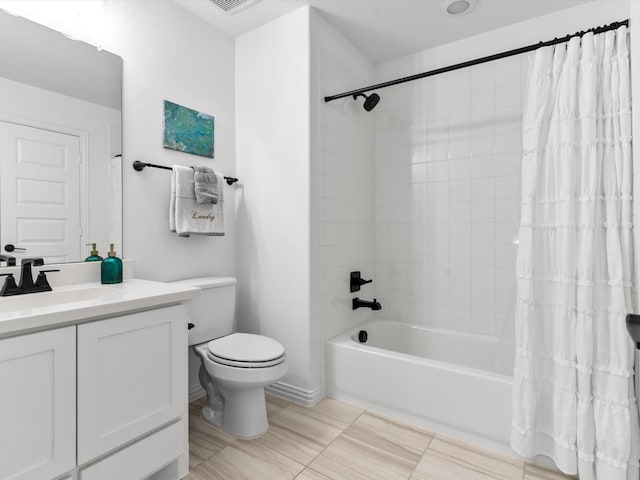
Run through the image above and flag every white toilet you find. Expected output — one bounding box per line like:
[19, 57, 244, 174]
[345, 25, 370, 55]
[173, 277, 287, 439]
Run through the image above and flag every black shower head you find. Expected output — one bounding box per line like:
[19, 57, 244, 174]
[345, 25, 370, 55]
[353, 92, 380, 111]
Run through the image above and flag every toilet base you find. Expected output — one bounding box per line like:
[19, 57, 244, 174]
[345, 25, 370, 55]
[197, 356, 270, 438]
[192, 342, 286, 439]
[213, 384, 269, 439]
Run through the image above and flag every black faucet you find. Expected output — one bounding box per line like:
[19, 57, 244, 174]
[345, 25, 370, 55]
[0, 258, 59, 296]
[352, 297, 382, 311]
[19, 258, 44, 290]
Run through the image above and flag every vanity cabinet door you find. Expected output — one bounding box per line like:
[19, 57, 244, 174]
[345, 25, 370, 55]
[77, 305, 187, 465]
[0, 327, 76, 480]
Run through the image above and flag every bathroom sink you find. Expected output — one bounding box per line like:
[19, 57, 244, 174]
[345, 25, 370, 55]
[0, 285, 124, 314]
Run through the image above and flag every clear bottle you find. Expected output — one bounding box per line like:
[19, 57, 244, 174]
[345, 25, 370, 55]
[84, 243, 103, 262]
[101, 243, 122, 284]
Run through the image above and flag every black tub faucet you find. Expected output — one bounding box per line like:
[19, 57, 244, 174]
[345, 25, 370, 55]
[352, 298, 382, 311]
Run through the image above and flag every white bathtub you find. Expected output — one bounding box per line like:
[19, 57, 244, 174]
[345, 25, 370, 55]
[326, 320, 513, 453]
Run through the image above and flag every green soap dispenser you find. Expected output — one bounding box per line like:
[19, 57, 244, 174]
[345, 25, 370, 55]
[85, 243, 103, 262]
[101, 243, 123, 284]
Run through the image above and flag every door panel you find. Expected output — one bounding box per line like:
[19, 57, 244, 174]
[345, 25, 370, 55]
[0, 121, 81, 263]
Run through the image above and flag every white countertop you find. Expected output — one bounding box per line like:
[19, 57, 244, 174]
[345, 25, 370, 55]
[0, 279, 200, 338]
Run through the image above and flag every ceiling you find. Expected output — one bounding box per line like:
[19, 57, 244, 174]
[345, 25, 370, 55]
[175, 0, 595, 64]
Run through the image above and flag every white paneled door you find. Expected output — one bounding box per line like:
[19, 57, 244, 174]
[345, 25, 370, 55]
[0, 327, 76, 480]
[0, 121, 81, 264]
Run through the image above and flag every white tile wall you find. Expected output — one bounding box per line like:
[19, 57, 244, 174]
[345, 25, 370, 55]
[373, 54, 528, 337]
[313, 13, 376, 344]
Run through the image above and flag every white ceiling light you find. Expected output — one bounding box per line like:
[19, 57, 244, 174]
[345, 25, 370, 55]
[441, 0, 477, 16]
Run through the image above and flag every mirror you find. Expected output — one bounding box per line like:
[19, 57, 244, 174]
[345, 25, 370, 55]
[0, 10, 122, 266]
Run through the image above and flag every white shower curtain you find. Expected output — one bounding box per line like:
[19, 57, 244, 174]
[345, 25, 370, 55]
[511, 26, 640, 479]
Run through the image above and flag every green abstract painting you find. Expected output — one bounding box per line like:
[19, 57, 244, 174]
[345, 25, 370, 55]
[163, 100, 214, 158]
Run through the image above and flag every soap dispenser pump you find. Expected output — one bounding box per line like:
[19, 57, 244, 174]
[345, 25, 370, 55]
[85, 243, 103, 262]
[101, 243, 123, 284]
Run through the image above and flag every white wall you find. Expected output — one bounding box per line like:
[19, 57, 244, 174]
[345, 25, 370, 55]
[105, 0, 236, 282]
[372, 0, 630, 338]
[235, 6, 376, 401]
[235, 7, 316, 399]
[0, 0, 237, 282]
[310, 10, 375, 376]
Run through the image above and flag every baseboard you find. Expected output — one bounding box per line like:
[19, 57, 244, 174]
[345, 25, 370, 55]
[190, 380, 324, 407]
[266, 381, 324, 406]
[189, 384, 205, 403]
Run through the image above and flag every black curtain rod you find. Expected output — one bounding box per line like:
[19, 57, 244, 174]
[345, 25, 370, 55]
[324, 19, 629, 103]
[132, 160, 239, 185]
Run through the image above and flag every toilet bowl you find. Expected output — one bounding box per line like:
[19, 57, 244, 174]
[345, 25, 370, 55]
[172, 277, 287, 439]
[193, 333, 286, 438]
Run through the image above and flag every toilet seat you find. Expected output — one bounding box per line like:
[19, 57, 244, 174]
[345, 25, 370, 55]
[207, 333, 285, 369]
[208, 353, 285, 368]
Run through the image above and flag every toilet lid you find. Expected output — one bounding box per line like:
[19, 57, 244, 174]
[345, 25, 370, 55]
[207, 333, 285, 367]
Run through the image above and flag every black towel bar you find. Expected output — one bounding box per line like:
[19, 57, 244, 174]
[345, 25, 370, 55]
[132, 160, 239, 185]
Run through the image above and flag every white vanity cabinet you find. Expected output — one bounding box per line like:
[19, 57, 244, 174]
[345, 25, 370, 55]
[77, 305, 187, 465]
[0, 278, 198, 480]
[0, 326, 76, 480]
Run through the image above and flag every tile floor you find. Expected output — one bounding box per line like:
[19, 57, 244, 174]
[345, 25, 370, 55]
[186, 395, 574, 480]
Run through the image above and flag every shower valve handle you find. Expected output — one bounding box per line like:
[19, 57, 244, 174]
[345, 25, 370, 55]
[350, 271, 373, 293]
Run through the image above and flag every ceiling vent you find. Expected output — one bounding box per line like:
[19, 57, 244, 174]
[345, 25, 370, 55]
[207, 0, 260, 14]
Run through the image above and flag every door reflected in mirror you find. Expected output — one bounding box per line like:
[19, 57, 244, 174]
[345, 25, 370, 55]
[0, 10, 122, 266]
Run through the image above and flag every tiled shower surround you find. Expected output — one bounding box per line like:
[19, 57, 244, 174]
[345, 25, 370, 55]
[373, 53, 529, 337]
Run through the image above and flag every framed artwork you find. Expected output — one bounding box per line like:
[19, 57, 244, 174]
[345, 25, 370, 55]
[163, 100, 214, 158]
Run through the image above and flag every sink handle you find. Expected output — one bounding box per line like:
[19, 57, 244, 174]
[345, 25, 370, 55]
[0, 273, 18, 296]
[35, 269, 60, 289]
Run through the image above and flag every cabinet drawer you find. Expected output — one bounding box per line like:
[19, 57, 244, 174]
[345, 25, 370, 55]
[77, 305, 187, 464]
[79, 421, 184, 480]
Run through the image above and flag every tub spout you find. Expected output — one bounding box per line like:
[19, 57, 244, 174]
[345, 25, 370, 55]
[352, 297, 382, 311]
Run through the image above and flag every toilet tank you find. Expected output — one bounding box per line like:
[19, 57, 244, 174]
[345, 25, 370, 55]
[171, 277, 237, 346]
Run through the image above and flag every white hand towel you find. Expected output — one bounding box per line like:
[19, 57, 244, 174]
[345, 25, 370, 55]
[169, 166, 177, 232]
[171, 165, 224, 237]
